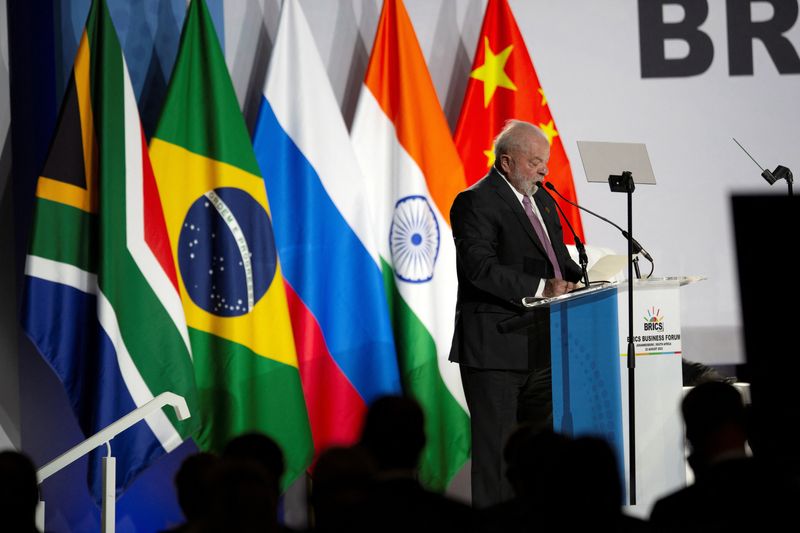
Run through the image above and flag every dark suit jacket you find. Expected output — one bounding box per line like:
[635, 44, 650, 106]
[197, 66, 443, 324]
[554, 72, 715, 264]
[649, 457, 800, 532]
[448, 168, 581, 371]
[362, 478, 479, 533]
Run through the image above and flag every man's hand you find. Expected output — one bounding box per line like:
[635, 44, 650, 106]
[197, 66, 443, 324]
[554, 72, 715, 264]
[542, 279, 577, 298]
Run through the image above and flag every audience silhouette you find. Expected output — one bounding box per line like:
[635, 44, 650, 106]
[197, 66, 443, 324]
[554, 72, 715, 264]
[483, 426, 649, 532]
[650, 381, 800, 531]
[21, 381, 800, 532]
[310, 445, 375, 532]
[161, 452, 218, 533]
[201, 457, 280, 533]
[223, 432, 286, 497]
[0, 450, 39, 533]
[358, 395, 478, 533]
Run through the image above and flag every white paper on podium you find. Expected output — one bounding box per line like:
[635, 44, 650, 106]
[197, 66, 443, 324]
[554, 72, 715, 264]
[587, 254, 627, 282]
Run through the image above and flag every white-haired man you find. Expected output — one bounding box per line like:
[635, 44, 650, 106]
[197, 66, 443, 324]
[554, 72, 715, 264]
[449, 120, 582, 508]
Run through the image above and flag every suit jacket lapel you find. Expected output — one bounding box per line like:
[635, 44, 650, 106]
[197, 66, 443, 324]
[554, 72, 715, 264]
[488, 170, 547, 256]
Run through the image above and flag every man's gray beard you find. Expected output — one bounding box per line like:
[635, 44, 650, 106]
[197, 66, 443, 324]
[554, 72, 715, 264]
[509, 172, 537, 196]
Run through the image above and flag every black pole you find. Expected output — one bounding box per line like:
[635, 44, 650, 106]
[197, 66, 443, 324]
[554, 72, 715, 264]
[609, 170, 637, 505]
[626, 181, 637, 506]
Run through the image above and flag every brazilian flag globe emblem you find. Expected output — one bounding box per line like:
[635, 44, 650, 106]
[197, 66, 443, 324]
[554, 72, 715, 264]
[149, 0, 313, 489]
[178, 187, 277, 317]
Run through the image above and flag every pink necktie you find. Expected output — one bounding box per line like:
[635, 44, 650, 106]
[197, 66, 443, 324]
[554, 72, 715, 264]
[522, 195, 562, 280]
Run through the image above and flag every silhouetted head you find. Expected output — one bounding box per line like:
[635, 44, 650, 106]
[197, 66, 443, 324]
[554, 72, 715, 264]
[312, 446, 376, 531]
[682, 381, 749, 479]
[174, 452, 218, 523]
[204, 459, 279, 533]
[683, 382, 747, 453]
[313, 445, 376, 494]
[504, 426, 569, 499]
[360, 396, 426, 471]
[563, 437, 623, 514]
[223, 432, 285, 489]
[0, 450, 39, 532]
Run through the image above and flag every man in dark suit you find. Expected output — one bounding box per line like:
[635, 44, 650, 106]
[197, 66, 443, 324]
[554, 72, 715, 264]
[649, 381, 800, 531]
[449, 120, 582, 508]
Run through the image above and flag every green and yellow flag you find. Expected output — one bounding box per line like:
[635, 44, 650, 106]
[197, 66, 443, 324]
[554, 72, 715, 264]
[149, 0, 312, 487]
[23, 0, 199, 498]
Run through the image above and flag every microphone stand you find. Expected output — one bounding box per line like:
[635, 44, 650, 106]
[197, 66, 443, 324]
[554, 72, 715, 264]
[609, 170, 638, 506]
[544, 182, 653, 278]
[537, 183, 589, 287]
[732, 138, 794, 196]
[577, 237, 589, 287]
[771, 166, 794, 196]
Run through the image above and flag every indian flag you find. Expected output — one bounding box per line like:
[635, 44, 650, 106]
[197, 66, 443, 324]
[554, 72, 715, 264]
[149, 0, 313, 488]
[351, 0, 471, 491]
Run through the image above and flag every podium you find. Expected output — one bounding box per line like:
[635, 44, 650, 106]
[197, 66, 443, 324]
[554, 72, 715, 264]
[524, 277, 702, 512]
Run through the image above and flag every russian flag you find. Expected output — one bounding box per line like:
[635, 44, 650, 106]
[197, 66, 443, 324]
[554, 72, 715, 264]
[252, 0, 401, 453]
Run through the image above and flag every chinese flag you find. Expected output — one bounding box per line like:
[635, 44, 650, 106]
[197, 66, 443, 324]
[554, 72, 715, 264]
[454, 0, 585, 244]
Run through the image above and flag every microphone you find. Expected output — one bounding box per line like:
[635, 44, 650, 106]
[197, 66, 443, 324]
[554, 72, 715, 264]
[732, 137, 794, 195]
[543, 181, 654, 264]
[535, 182, 589, 287]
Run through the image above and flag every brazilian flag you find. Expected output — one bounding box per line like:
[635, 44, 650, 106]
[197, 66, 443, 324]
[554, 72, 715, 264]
[149, 0, 313, 488]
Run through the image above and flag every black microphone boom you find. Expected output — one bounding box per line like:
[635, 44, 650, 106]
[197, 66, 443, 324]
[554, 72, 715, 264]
[544, 181, 654, 264]
[536, 182, 589, 287]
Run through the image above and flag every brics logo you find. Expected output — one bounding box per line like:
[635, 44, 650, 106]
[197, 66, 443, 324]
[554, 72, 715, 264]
[643, 306, 664, 331]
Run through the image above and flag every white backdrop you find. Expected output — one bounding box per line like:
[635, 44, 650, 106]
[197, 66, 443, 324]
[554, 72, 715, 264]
[224, 0, 800, 366]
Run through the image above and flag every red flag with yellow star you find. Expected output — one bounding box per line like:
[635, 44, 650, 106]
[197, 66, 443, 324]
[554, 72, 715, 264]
[454, 0, 584, 244]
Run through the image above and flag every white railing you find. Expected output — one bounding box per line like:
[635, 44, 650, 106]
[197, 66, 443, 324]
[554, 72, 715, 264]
[35, 392, 191, 533]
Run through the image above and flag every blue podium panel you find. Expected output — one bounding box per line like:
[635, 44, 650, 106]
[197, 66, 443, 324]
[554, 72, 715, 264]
[550, 288, 624, 482]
